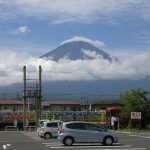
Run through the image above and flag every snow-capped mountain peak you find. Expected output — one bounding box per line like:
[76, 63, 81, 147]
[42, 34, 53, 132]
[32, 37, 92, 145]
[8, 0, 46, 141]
[40, 37, 116, 62]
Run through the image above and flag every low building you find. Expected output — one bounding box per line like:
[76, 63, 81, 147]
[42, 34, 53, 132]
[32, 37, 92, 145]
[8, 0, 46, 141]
[0, 100, 23, 112]
[0, 99, 121, 112]
[42, 100, 82, 111]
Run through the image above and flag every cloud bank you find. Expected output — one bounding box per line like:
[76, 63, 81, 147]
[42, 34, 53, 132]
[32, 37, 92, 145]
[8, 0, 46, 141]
[0, 0, 150, 24]
[0, 50, 150, 86]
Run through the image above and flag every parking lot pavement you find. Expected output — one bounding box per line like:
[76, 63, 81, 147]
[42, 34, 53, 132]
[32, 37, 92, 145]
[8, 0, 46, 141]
[23, 131, 148, 150]
[22, 131, 48, 141]
[0, 131, 148, 150]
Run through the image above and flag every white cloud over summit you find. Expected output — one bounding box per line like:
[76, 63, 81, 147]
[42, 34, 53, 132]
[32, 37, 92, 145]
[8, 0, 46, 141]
[60, 36, 105, 49]
[0, 50, 150, 86]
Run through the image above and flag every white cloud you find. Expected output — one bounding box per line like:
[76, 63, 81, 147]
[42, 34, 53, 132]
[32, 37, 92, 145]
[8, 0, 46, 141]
[0, 0, 150, 24]
[18, 26, 31, 33]
[0, 50, 150, 86]
[81, 49, 97, 59]
[10, 26, 31, 35]
[60, 36, 105, 49]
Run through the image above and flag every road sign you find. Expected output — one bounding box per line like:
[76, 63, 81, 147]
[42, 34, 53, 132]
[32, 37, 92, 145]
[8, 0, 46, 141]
[131, 112, 141, 119]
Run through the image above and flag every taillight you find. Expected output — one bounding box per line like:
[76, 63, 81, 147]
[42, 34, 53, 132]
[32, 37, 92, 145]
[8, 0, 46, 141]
[60, 128, 64, 133]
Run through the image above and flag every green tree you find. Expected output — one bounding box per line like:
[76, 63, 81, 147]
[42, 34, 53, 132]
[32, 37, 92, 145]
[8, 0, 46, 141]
[121, 89, 150, 128]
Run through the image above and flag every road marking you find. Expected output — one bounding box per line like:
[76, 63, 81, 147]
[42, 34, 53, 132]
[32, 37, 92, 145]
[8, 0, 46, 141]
[3, 145, 7, 149]
[3, 144, 11, 149]
[137, 135, 150, 138]
[42, 142, 60, 145]
[50, 148, 146, 150]
[42, 142, 122, 145]
[69, 149, 146, 150]
[130, 134, 150, 138]
[50, 145, 132, 149]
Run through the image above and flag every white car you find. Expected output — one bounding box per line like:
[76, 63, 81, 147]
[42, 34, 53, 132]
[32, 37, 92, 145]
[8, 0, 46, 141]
[39, 120, 62, 139]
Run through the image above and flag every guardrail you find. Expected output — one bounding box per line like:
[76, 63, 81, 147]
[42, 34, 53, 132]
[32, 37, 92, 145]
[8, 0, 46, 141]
[5, 126, 18, 131]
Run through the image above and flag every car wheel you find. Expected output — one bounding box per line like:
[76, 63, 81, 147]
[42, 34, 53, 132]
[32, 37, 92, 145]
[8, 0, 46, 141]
[44, 133, 52, 139]
[103, 136, 113, 146]
[63, 137, 74, 146]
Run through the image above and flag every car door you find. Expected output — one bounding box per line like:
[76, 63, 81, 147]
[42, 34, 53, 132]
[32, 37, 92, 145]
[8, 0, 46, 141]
[70, 122, 86, 142]
[84, 123, 103, 142]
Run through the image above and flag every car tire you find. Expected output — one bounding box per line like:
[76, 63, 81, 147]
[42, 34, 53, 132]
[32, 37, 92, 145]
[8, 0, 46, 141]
[44, 132, 52, 139]
[63, 137, 74, 146]
[102, 136, 113, 146]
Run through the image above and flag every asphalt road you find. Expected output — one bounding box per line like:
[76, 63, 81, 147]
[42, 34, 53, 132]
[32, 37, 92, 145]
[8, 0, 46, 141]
[0, 130, 150, 150]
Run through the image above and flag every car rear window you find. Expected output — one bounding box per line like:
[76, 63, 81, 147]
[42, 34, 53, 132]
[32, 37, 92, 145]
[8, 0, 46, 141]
[51, 122, 58, 127]
[46, 122, 58, 127]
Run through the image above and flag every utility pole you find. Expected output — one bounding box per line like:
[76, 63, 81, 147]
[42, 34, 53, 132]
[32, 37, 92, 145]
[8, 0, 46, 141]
[23, 66, 27, 130]
[23, 65, 42, 129]
[39, 66, 42, 120]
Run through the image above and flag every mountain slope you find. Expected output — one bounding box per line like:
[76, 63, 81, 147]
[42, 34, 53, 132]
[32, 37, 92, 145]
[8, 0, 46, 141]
[1, 78, 150, 100]
[40, 41, 115, 61]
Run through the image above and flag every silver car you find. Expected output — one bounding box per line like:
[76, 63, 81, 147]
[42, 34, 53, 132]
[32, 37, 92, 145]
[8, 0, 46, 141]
[58, 121, 118, 146]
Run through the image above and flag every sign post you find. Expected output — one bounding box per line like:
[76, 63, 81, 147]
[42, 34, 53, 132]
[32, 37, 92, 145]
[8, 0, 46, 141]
[131, 112, 141, 120]
[131, 112, 141, 131]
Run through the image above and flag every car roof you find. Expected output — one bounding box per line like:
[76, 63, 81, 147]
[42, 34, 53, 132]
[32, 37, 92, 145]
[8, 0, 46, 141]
[63, 121, 96, 124]
[39, 119, 48, 122]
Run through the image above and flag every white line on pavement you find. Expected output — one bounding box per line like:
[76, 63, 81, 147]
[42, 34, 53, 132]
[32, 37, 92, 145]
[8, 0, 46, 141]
[130, 135, 150, 138]
[3, 145, 7, 149]
[42, 142, 60, 144]
[50, 145, 132, 149]
[2, 143, 11, 149]
[50, 148, 146, 150]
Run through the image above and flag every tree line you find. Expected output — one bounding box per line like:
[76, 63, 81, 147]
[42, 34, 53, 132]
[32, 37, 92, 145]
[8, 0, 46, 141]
[120, 88, 150, 128]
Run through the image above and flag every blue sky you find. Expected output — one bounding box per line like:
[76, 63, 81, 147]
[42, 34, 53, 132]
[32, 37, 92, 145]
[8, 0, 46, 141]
[1, 0, 150, 85]
[1, 0, 150, 56]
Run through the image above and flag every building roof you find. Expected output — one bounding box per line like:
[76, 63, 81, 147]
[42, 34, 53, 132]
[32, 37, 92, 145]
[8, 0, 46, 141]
[93, 99, 121, 105]
[42, 100, 80, 106]
[0, 100, 23, 105]
[0, 99, 121, 106]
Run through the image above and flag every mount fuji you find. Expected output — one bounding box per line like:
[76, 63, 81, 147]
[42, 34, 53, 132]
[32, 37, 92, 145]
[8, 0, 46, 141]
[40, 38, 116, 62]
